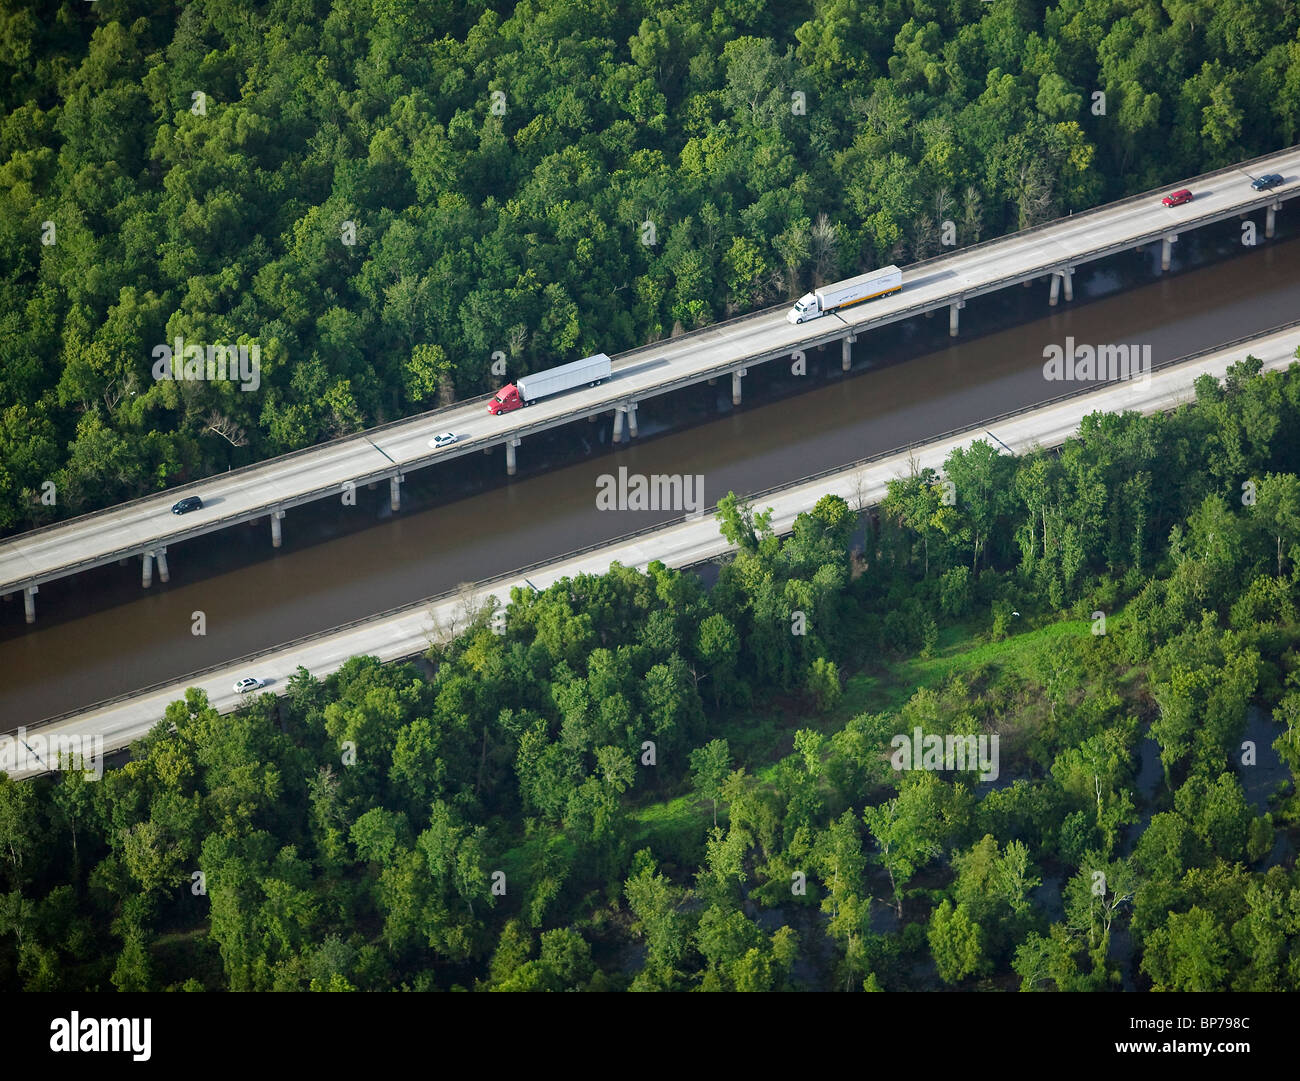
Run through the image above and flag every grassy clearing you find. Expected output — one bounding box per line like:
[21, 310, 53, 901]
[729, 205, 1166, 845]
[840, 617, 1091, 721]
[626, 614, 1093, 844]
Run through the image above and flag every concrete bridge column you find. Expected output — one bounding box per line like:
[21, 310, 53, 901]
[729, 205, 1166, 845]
[841, 335, 856, 371]
[155, 547, 169, 584]
[1267, 203, 1277, 239]
[626, 402, 638, 439]
[141, 551, 154, 588]
[23, 585, 37, 624]
[612, 408, 625, 444]
[732, 368, 746, 405]
[1161, 235, 1177, 272]
[949, 300, 965, 337]
[389, 474, 403, 512]
[506, 438, 521, 475]
[1049, 269, 1073, 305]
[271, 509, 285, 548]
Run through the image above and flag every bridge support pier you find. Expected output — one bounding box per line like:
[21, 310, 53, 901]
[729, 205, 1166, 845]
[732, 369, 746, 405]
[1267, 203, 1277, 239]
[142, 551, 154, 589]
[612, 408, 625, 444]
[506, 438, 520, 475]
[949, 300, 964, 337]
[389, 475, 402, 512]
[24, 585, 37, 624]
[1049, 269, 1073, 306]
[271, 509, 285, 548]
[626, 402, 638, 439]
[1161, 235, 1176, 272]
[841, 335, 856, 371]
[155, 548, 169, 584]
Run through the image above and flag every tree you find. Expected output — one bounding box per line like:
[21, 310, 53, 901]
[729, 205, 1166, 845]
[863, 776, 948, 917]
[806, 657, 841, 713]
[111, 929, 154, 992]
[1141, 906, 1230, 991]
[624, 853, 692, 991]
[813, 810, 869, 989]
[883, 466, 955, 578]
[695, 613, 739, 708]
[1063, 858, 1136, 959]
[403, 343, 453, 407]
[1013, 925, 1085, 992]
[721, 37, 800, 130]
[929, 899, 987, 984]
[690, 739, 732, 828]
[49, 768, 96, 877]
[942, 441, 1017, 575]
[809, 213, 839, 285]
[0, 776, 43, 882]
[1251, 473, 1300, 577]
[715, 491, 774, 554]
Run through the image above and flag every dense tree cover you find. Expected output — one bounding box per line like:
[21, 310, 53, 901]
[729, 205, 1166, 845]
[3, 0, 1300, 529]
[3, 357, 1300, 991]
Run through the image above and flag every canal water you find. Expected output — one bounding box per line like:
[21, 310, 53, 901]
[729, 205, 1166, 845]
[3, 220, 1299, 725]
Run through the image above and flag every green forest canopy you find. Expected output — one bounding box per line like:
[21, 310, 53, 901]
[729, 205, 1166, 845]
[2, 0, 1300, 529]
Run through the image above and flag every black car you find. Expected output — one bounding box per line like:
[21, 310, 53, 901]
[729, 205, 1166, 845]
[171, 496, 203, 514]
[1251, 173, 1284, 191]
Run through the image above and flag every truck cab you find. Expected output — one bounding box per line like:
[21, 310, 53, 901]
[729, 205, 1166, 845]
[788, 293, 821, 324]
[489, 384, 522, 414]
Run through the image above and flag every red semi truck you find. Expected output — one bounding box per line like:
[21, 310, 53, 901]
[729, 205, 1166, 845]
[489, 352, 612, 414]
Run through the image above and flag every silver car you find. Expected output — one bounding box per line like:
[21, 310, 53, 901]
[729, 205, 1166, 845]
[233, 677, 266, 694]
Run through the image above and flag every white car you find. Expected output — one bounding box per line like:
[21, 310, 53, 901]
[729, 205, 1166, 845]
[429, 432, 458, 449]
[233, 677, 266, 694]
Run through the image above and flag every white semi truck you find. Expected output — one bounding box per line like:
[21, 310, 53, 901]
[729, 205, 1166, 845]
[489, 352, 612, 414]
[787, 265, 903, 323]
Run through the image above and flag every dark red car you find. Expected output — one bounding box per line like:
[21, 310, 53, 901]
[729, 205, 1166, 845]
[1161, 189, 1193, 207]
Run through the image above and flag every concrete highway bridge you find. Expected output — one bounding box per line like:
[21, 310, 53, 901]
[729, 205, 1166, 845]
[3, 144, 1299, 622]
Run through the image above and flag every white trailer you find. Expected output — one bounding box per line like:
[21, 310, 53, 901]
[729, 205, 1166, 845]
[519, 352, 612, 403]
[787, 266, 902, 323]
